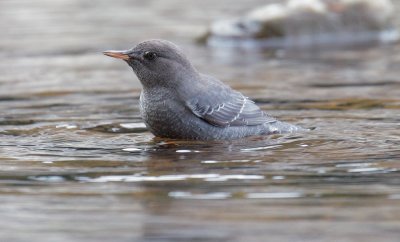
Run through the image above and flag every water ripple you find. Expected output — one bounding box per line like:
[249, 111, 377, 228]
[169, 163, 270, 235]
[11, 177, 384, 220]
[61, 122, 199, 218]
[168, 191, 231, 200]
[76, 173, 265, 183]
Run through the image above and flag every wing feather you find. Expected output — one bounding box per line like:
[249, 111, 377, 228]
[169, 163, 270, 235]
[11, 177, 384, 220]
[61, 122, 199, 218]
[185, 75, 276, 127]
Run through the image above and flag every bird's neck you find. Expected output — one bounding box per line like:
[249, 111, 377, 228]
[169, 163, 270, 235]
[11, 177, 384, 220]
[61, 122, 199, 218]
[141, 66, 200, 91]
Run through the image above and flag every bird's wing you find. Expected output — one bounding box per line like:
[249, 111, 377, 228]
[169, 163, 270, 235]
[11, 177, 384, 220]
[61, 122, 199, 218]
[185, 75, 276, 127]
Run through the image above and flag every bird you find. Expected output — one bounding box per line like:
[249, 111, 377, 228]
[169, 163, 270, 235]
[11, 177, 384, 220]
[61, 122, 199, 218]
[103, 39, 304, 140]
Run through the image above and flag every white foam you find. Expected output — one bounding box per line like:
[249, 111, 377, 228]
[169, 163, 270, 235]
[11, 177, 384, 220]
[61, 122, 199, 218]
[122, 148, 142, 152]
[56, 124, 77, 129]
[120, 123, 147, 129]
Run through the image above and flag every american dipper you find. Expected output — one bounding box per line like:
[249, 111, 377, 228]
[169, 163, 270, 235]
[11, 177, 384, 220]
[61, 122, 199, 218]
[104, 39, 303, 140]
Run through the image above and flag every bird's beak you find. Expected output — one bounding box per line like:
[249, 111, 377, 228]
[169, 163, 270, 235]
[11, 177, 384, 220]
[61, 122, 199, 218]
[103, 50, 131, 60]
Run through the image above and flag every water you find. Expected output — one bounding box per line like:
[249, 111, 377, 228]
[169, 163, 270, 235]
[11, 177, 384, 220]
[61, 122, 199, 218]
[0, 0, 400, 241]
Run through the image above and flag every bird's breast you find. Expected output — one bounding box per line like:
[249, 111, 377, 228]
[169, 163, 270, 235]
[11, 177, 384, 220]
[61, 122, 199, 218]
[139, 90, 195, 138]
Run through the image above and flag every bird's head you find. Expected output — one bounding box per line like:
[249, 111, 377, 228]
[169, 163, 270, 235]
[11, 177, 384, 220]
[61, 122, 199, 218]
[104, 39, 197, 88]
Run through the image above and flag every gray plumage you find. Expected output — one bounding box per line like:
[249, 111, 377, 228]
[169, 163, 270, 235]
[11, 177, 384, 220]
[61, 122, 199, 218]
[104, 39, 304, 140]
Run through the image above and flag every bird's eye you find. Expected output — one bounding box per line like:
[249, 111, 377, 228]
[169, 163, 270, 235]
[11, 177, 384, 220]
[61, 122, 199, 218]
[143, 51, 157, 61]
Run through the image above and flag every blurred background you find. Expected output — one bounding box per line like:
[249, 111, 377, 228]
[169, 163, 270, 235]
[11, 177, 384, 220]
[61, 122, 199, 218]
[0, 0, 399, 242]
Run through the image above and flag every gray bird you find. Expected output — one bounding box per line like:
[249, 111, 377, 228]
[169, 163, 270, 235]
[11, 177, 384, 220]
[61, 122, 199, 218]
[104, 39, 304, 140]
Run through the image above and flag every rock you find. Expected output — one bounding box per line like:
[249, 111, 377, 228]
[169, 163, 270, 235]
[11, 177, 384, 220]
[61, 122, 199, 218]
[200, 0, 398, 48]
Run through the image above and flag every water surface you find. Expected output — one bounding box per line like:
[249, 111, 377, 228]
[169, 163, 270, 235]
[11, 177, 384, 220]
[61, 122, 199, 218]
[0, 0, 399, 241]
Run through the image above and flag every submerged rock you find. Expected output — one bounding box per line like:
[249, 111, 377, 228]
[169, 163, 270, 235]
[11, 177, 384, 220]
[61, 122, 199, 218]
[200, 0, 398, 48]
